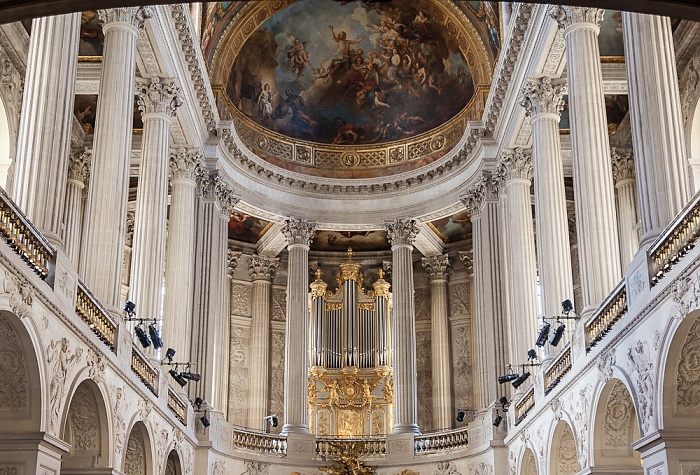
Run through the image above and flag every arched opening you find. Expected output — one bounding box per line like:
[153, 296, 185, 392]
[123, 421, 154, 475]
[549, 420, 580, 475]
[591, 378, 642, 472]
[165, 450, 183, 475]
[520, 447, 538, 475]
[61, 379, 111, 473]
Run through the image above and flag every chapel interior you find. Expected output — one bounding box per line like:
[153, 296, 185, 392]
[0, 0, 699, 474]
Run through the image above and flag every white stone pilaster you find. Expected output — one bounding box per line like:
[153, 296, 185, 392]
[62, 149, 90, 267]
[385, 218, 421, 434]
[611, 148, 641, 269]
[552, 6, 622, 312]
[13, 13, 80, 247]
[280, 218, 315, 435]
[622, 12, 692, 245]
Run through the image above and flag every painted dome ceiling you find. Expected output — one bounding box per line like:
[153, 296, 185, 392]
[204, 0, 500, 178]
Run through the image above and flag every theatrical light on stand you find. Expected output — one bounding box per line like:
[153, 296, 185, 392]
[498, 365, 518, 384]
[123, 300, 136, 318]
[493, 410, 503, 427]
[550, 322, 566, 346]
[512, 371, 531, 389]
[499, 396, 509, 410]
[200, 412, 211, 428]
[456, 410, 466, 423]
[193, 397, 203, 411]
[263, 414, 279, 432]
[180, 363, 201, 382]
[535, 321, 550, 347]
[527, 348, 539, 362]
[148, 321, 163, 350]
[164, 348, 176, 363]
[169, 368, 187, 387]
[562, 298, 574, 314]
[134, 324, 151, 348]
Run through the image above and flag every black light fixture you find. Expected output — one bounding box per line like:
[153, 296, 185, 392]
[271, 415, 279, 427]
[169, 368, 187, 387]
[148, 322, 163, 350]
[535, 322, 551, 347]
[134, 324, 151, 348]
[123, 300, 136, 317]
[498, 365, 518, 384]
[512, 371, 531, 389]
[527, 349, 539, 362]
[550, 322, 566, 346]
[263, 414, 279, 432]
[493, 410, 503, 427]
[562, 299, 574, 314]
[200, 412, 211, 428]
[194, 397, 203, 411]
[456, 410, 466, 423]
[499, 396, 509, 410]
[180, 371, 201, 382]
[164, 348, 176, 363]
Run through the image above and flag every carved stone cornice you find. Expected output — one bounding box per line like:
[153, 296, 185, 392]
[497, 148, 533, 182]
[248, 255, 279, 281]
[169, 147, 204, 182]
[520, 76, 565, 118]
[227, 250, 241, 278]
[98, 7, 151, 29]
[458, 250, 473, 275]
[422, 254, 451, 282]
[68, 149, 91, 184]
[282, 218, 316, 247]
[550, 6, 604, 30]
[136, 76, 183, 118]
[610, 147, 636, 184]
[384, 219, 419, 247]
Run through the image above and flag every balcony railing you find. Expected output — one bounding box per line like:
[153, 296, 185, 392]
[316, 437, 386, 458]
[232, 427, 287, 455]
[0, 188, 54, 280]
[544, 344, 572, 395]
[76, 282, 117, 351]
[167, 387, 188, 426]
[585, 279, 627, 350]
[514, 386, 535, 426]
[649, 191, 700, 286]
[414, 426, 469, 454]
[131, 345, 158, 396]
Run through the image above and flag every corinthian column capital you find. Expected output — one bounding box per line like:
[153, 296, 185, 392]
[421, 254, 451, 282]
[520, 76, 565, 118]
[98, 7, 151, 29]
[169, 147, 204, 181]
[227, 250, 242, 278]
[550, 6, 604, 30]
[282, 218, 316, 247]
[136, 76, 183, 118]
[458, 250, 473, 275]
[497, 148, 533, 182]
[68, 149, 91, 183]
[610, 147, 636, 184]
[248, 255, 279, 281]
[384, 218, 419, 247]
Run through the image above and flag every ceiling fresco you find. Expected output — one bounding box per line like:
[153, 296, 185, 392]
[605, 94, 629, 134]
[310, 230, 391, 252]
[227, 212, 272, 244]
[429, 209, 471, 244]
[599, 10, 624, 57]
[79, 11, 104, 57]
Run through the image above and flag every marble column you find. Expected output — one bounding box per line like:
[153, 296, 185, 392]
[520, 77, 575, 321]
[281, 218, 316, 435]
[12, 13, 80, 247]
[622, 12, 691, 245]
[611, 148, 641, 269]
[62, 149, 91, 267]
[162, 147, 203, 361]
[552, 6, 622, 312]
[462, 172, 508, 409]
[190, 173, 238, 413]
[247, 255, 279, 430]
[129, 76, 182, 324]
[497, 149, 539, 363]
[82, 7, 149, 317]
[385, 218, 421, 434]
[421, 254, 453, 430]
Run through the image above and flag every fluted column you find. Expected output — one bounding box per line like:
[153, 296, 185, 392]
[62, 149, 91, 266]
[622, 12, 691, 245]
[520, 77, 575, 322]
[385, 219, 420, 434]
[497, 149, 539, 363]
[611, 148, 641, 269]
[81, 8, 149, 317]
[190, 173, 238, 413]
[281, 218, 316, 435]
[247, 255, 279, 430]
[421, 254, 452, 430]
[162, 147, 203, 361]
[13, 13, 80, 247]
[129, 76, 182, 325]
[552, 6, 622, 312]
[462, 173, 507, 409]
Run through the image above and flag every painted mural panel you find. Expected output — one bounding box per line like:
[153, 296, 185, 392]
[599, 10, 624, 57]
[227, 0, 475, 145]
[227, 213, 271, 244]
[605, 94, 629, 135]
[462, 2, 500, 60]
[311, 230, 390, 252]
[429, 210, 471, 244]
[79, 11, 104, 57]
[74, 95, 98, 134]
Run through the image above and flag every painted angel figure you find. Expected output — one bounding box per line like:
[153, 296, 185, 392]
[287, 37, 311, 79]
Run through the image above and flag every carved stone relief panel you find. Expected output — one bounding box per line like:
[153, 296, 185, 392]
[228, 325, 249, 425]
[602, 381, 634, 456]
[626, 339, 656, 433]
[521, 449, 537, 475]
[0, 313, 28, 416]
[67, 384, 100, 460]
[47, 338, 83, 434]
[416, 329, 432, 430]
[450, 282, 469, 316]
[0, 466, 21, 475]
[557, 424, 579, 475]
[271, 288, 286, 321]
[269, 331, 285, 428]
[434, 461, 461, 475]
[452, 324, 473, 414]
[231, 283, 251, 317]
[415, 288, 430, 322]
[124, 424, 146, 475]
[677, 317, 700, 415]
[681, 462, 700, 475]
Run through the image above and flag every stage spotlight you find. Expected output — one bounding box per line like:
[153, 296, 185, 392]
[169, 368, 187, 387]
[194, 397, 203, 410]
[180, 371, 201, 382]
[493, 411, 503, 427]
[271, 415, 278, 427]
[134, 324, 151, 348]
[499, 396, 509, 409]
[550, 323, 566, 347]
[164, 348, 176, 363]
[535, 322, 551, 347]
[200, 413, 211, 428]
[123, 300, 136, 317]
[562, 299, 574, 314]
[456, 410, 466, 423]
[498, 373, 518, 384]
[527, 349, 538, 361]
[148, 323, 163, 350]
[512, 371, 531, 389]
